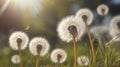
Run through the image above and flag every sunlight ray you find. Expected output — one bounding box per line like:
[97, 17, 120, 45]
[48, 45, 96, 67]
[0, 0, 10, 16]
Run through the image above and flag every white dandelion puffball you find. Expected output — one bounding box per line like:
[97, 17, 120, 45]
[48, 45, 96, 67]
[29, 37, 50, 56]
[97, 4, 109, 16]
[50, 48, 67, 63]
[110, 15, 120, 41]
[9, 31, 29, 50]
[75, 8, 93, 25]
[11, 54, 20, 64]
[57, 16, 85, 42]
[77, 56, 89, 66]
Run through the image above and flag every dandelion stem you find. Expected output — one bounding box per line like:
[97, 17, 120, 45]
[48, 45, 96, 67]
[57, 63, 60, 67]
[18, 47, 22, 67]
[73, 36, 77, 67]
[17, 38, 23, 67]
[85, 23, 96, 64]
[36, 55, 39, 67]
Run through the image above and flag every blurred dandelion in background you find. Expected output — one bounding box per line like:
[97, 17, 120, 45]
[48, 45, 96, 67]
[11, 54, 20, 64]
[97, 4, 109, 16]
[110, 15, 120, 42]
[50, 48, 67, 64]
[77, 56, 89, 66]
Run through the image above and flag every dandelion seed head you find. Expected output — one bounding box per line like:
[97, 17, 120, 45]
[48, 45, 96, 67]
[97, 4, 109, 16]
[50, 48, 67, 64]
[29, 37, 50, 56]
[75, 8, 93, 25]
[110, 15, 120, 41]
[11, 54, 20, 64]
[57, 16, 85, 42]
[77, 56, 89, 66]
[9, 31, 29, 50]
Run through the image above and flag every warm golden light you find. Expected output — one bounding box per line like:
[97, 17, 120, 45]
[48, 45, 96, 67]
[11, 0, 41, 16]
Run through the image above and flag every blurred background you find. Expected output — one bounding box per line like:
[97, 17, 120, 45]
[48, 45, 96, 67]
[0, 0, 120, 66]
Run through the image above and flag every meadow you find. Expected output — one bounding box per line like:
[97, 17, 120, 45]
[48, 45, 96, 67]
[0, 0, 120, 67]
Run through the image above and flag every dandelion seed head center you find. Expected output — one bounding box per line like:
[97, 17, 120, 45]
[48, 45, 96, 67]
[68, 25, 77, 36]
[101, 8, 105, 15]
[57, 54, 62, 62]
[82, 15, 88, 23]
[81, 59, 86, 64]
[16, 38, 22, 47]
[117, 22, 120, 29]
[36, 44, 42, 54]
[15, 57, 18, 61]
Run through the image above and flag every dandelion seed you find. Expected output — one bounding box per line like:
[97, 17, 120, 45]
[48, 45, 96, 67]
[110, 15, 120, 42]
[97, 4, 109, 16]
[50, 48, 67, 64]
[29, 37, 50, 67]
[57, 16, 85, 42]
[9, 31, 29, 50]
[75, 8, 93, 25]
[77, 56, 89, 66]
[11, 54, 20, 64]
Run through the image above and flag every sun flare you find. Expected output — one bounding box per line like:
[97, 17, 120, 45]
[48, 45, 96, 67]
[0, 0, 41, 17]
[11, 0, 41, 16]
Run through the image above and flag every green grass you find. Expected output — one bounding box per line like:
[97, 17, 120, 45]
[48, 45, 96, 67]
[0, 36, 120, 67]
